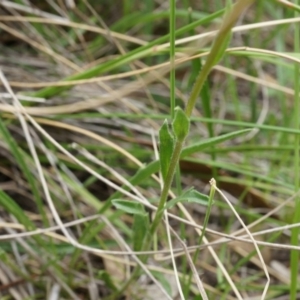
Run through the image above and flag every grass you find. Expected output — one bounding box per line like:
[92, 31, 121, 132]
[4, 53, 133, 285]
[0, 0, 300, 299]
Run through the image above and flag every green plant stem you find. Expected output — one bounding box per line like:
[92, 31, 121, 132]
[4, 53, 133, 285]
[170, 0, 176, 119]
[111, 1, 255, 297]
[153, 0, 255, 238]
[147, 1, 255, 297]
[185, 0, 255, 118]
[170, 0, 183, 216]
[110, 142, 184, 298]
[150, 140, 184, 235]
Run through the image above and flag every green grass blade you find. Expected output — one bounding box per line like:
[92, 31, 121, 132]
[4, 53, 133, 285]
[169, 0, 176, 119]
[0, 117, 48, 226]
[0, 189, 35, 230]
[31, 9, 224, 98]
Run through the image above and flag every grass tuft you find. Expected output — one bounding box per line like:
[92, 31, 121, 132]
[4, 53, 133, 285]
[0, 1, 299, 299]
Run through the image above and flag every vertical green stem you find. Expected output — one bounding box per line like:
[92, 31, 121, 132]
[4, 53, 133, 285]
[151, 0, 255, 236]
[290, 2, 300, 298]
[117, 1, 255, 296]
[150, 140, 183, 235]
[169, 0, 183, 211]
[185, 0, 255, 118]
[170, 0, 176, 119]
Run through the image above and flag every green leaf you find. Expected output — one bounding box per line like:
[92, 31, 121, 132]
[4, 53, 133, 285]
[172, 107, 190, 142]
[0, 117, 47, 226]
[107, 128, 251, 205]
[159, 120, 174, 181]
[214, 30, 232, 65]
[211, 4, 233, 66]
[132, 213, 149, 251]
[181, 128, 252, 157]
[165, 188, 210, 210]
[0, 189, 35, 230]
[112, 199, 146, 215]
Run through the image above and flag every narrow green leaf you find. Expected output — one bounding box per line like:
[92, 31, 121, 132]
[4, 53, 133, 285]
[0, 117, 48, 226]
[31, 9, 224, 99]
[181, 128, 252, 157]
[211, 6, 233, 66]
[165, 188, 210, 210]
[159, 120, 174, 181]
[172, 107, 190, 142]
[185, 189, 210, 203]
[217, 31, 232, 64]
[132, 213, 149, 251]
[0, 189, 35, 230]
[62, 174, 103, 210]
[112, 199, 146, 215]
